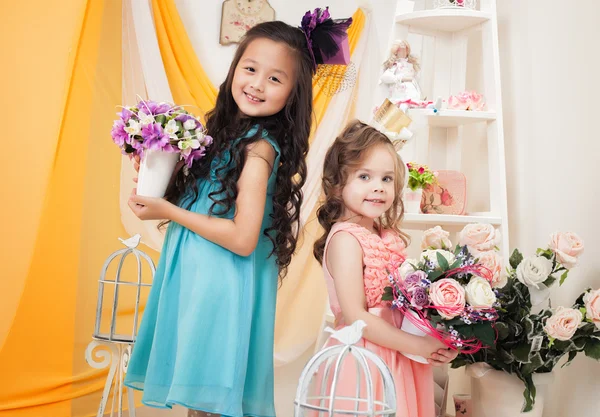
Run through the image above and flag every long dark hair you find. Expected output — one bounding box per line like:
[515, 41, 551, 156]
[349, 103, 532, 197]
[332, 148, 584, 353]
[313, 120, 409, 265]
[163, 21, 314, 278]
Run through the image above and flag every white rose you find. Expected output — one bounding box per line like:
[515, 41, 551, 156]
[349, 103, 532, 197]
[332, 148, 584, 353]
[420, 249, 456, 268]
[516, 256, 553, 289]
[398, 259, 418, 279]
[465, 276, 497, 309]
[421, 226, 452, 250]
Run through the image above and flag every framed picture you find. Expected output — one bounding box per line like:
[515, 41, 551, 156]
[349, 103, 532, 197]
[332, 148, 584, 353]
[220, 0, 275, 45]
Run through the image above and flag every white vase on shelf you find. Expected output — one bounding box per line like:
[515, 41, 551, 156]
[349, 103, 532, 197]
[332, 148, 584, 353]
[404, 188, 423, 214]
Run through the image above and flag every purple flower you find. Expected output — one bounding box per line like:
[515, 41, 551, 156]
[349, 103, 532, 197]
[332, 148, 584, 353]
[141, 123, 169, 150]
[405, 270, 428, 288]
[410, 287, 429, 310]
[184, 147, 207, 168]
[111, 120, 128, 147]
[117, 107, 133, 123]
[137, 100, 172, 115]
[201, 134, 213, 147]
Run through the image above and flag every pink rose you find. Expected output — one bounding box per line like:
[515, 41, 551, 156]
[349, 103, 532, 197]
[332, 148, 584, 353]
[429, 278, 465, 319]
[421, 226, 452, 250]
[544, 306, 582, 341]
[459, 223, 500, 254]
[584, 289, 600, 330]
[477, 251, 506, 288]
[468, 91, 486, 110]
[549, 232, 584, 269]
[447, 92, 471, 110]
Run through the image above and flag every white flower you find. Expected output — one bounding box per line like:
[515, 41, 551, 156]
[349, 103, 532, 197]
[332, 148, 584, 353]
[398, 259, 417, 279]
[178, 138, 201, 155]
[164, 119, 179, 138]
[420, 249, 456, 268]
[183, 130, 192, 138]
[139, 112, 155, 126]
[516, 256, 553, 289]
[124, 119, 141, 135]
[465, 276, 497, 309]
[184, 119, 197, 131]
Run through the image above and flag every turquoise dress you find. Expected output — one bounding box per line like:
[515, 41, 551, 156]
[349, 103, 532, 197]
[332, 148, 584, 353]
[125, 127, 280, 417]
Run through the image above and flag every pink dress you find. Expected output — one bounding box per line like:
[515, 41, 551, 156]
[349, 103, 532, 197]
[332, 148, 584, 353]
[318, 222, 435, 417]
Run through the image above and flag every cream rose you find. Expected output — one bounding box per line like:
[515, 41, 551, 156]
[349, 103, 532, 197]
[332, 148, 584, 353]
[465, 276, 497, 309]
[421, 226, 452, 250]
[429, 278, 465, 319]
[584, 289, 600, 330]
[516, 256, 552, 289]
[398, 259, 418, 279]
[549, 232, 584, 269]
[478, 251, 507, 288]
[458, 223, 500, 254]
[420, 249, 456, 268]
[544, 306, 583, 341]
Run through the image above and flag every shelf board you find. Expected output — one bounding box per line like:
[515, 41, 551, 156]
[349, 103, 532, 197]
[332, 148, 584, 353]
[395, 9, 491, 33]
[408, 109, 497, 127]
[403, 213, 502, 227]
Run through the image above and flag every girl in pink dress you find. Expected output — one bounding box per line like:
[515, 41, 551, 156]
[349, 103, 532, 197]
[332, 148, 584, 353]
[313, 120, 457, 417]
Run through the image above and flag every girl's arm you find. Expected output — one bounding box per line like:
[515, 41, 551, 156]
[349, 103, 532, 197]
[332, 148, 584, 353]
[129, 140, 276, 257]
[327, 231, 452, 362]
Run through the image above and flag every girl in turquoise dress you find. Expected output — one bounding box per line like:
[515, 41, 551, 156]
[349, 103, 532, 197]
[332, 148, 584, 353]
[123, 21, 316, 417]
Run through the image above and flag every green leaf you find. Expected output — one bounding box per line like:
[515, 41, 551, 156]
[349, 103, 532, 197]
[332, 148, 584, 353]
[522, 352, 544, 374]
[436, 252, 450, 271]
[509, 249, 524, 269]
[542, 276, 557, 287]
[512, 344, 531, 363]
[428, 270, 445, 281]
[559, 270, 569, 286]
[155, 114, 166, 125]
[450, 356, 469, 369]
[382, 287, 394, 301]
[496, 322, 510, 340]
[584, 337, 600, 360]
[563, 350, 578, 367]
[471, 323, 496, 347]
[521, 374, 536, 412]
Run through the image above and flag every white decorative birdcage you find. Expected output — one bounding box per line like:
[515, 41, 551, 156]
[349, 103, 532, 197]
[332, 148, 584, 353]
[433, 0, 477, 9]
[294, 320, 397, 417]
[85, 234, 155, 417]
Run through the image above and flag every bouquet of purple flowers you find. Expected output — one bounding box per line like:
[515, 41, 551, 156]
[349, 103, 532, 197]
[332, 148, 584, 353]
[110, 100, 212, 168]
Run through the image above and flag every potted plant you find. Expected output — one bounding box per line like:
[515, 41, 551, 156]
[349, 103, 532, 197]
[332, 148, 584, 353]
[404, 162, 437, 213]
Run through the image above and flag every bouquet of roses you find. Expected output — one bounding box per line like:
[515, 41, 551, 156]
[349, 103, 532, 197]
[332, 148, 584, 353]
[110, 99, 212, 168]
[450, 232, 595, 412]
[383, 224, 504, 362]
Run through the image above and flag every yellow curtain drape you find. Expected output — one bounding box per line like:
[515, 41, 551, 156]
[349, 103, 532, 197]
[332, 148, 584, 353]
[0, 1, 143, 416]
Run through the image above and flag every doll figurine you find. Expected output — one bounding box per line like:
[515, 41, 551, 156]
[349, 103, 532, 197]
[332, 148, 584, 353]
[379, 40, 422, 103]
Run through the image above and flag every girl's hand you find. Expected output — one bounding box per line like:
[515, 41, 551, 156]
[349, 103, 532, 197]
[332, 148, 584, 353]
[428, 346, 458, 367]
[128, 189, 173, 220]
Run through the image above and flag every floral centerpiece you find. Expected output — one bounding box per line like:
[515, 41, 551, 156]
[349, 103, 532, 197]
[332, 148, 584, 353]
[447, 91, 486, 111]
[451, 232, 600, 413]
[404, 162, 437, 214]
[111, 100, 212, 197]
[383, 224, 504, 363]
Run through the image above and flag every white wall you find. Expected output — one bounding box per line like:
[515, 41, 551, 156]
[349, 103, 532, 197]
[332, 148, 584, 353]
[496, 1, 600, 416]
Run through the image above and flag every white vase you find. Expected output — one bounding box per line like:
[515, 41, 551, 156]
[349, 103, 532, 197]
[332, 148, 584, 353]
[136, 150, 180, 198]
[403, 188, 423, 214]
[400, 309, 428, 364]
[467, 364, 554, 417]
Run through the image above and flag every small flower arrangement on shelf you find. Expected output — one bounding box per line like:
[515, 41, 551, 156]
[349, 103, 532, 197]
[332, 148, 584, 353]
[447, 91, 486, 111]
[404, 162, 437, 214]
[433, 0, 478, 10]
[450, 231, 600, 412]
[382, 224, 503, 364]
